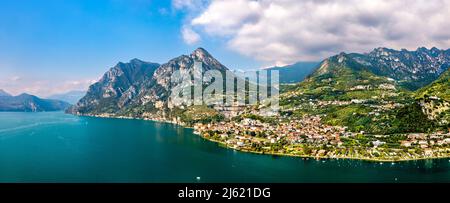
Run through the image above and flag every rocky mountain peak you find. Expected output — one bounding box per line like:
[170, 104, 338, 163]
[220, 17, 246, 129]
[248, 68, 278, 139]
[189, 48, 228, 71]
[69, 58, 160, 114]
[336, 52, 349, 63]
[416, 47, 429, 52]
[369, 47, 395, 57]
[70, 48, 230, 115]
[349, 47, 450, 90]
[0, 89, 11, 97]
[374, 47, 390, 51]
[130, 58, 144, 64]
[17, 93, 34, 98]
[430, 47, 441, 55]
[152, 48, 228, 82]
[191, 47, 211, 59]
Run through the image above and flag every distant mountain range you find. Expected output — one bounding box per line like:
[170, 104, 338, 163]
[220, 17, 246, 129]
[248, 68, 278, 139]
[348, 47, 450, 90]
[264, 62, 319, 84]
[48, 90, 87, 105]
[287, 52, 406, 101]
[265, 47, 450, 88]
[0, 91, 71, 112]
[0, 89, 11, 97]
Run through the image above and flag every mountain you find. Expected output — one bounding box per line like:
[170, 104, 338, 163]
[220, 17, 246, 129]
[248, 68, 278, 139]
[130, 47, 229, 109]
[68, 59, 160, 114]
[282, 53, 407, 102]
[48, 90, 87, 104]
[69, 48, 230, 121]
[265, 62, 319, 84]
[0, 93, 71, 112]
[280, 48, 448, 134]
[348, 47, 450, 90]
[69, 46, 449, 132]
[0, 89, 11, 97]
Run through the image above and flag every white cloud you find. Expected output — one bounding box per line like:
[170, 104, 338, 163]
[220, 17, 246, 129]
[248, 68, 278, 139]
[182, 26, 201, 44]
[172, 0, 209, 11]
[191, 0, 261, 35]
[0, 77, 95, 97]
[184, 0, 450, 64]
[173, 0, 210, 45]
[11, 76, 21, 81]
[172, 0, 194, 9]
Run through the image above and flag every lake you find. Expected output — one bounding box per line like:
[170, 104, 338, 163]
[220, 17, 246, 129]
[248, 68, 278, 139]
[0, 112, 449, 183]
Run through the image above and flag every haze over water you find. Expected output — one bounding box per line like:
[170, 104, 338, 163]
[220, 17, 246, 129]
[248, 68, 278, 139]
[0, 112, 449, 183]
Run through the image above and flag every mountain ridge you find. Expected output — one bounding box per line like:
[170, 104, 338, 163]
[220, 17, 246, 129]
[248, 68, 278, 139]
[264, 61, 319, 84]
[280, 47, 450, 134]
[0, 93, 71, 112]
[0, 89, 11, 97]
[69, 47, 450, 133]
[68, 58, 160, 114]
[69, 48, 230, 120]
[348, 47, 450, 90]
[48, 90, 87, 104]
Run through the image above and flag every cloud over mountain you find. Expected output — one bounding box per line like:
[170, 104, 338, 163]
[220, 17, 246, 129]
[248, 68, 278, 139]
[182, 26, 201, 44]
[180, 0, 450, 64]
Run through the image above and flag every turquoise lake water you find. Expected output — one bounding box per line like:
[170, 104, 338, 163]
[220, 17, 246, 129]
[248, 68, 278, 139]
[0, 112, 449, 183]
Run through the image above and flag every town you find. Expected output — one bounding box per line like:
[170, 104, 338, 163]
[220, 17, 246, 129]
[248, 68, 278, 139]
[194, 115, 450, 162]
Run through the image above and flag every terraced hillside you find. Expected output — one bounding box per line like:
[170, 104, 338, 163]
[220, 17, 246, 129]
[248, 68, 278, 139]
[280, 51, 446, 134]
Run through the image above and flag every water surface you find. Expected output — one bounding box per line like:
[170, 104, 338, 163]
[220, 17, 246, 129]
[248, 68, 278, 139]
[0, 112, 449, 183]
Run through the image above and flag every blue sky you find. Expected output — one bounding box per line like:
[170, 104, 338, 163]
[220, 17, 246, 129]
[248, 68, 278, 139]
[0, 0, 260, 97]
[1, 0, 449, 97]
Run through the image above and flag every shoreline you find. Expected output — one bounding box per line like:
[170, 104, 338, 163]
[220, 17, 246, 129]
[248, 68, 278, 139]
[74, 113, 194, 128]
[198, 134, 450, 163]
[71, 113, 450, 163]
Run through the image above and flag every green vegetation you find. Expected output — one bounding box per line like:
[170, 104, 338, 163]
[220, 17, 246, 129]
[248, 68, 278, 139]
[280, 54, 448, 135]
[415, 69, 450, 126]
[389, 102, 437, 133]
[179, 105, 224, 125]
[322, 104, 371, 131]
[416, 69, 450, 101]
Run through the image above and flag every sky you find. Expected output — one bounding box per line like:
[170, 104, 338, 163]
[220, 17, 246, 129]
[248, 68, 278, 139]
[1, 0, 450, 97]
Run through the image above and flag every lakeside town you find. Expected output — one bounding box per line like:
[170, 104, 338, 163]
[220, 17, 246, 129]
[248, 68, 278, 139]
[193, 115, 450, 162]
[75, 89, 450, 163]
